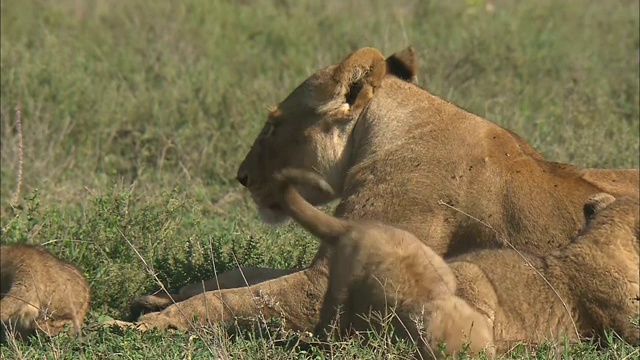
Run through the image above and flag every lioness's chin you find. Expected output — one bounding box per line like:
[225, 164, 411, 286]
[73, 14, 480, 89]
[258, 207, 290, 225]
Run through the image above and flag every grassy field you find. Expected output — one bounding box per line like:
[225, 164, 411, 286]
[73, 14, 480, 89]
[1, 0, 638, 358]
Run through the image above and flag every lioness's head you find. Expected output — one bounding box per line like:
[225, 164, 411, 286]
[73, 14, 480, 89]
[236, 47, 418, 223]
[582, 192, 639, 244]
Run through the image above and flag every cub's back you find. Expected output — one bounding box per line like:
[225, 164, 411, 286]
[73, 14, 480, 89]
[345, 223, 457, 306]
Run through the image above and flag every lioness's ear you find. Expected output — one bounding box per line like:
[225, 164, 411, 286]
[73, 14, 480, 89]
[386, 46, 418, 82]
[332, 47, 386, 114]
[583, 192, 616, 222]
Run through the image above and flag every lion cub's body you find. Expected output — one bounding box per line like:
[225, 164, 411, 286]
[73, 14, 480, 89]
[451, 194, 640, 352]
[275, 169, 494, 359]
[0, 244, 90, 341]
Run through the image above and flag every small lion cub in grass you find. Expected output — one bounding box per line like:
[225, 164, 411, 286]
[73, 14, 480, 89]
[1, 244, 90, 342]
[274, 169, 495, 360]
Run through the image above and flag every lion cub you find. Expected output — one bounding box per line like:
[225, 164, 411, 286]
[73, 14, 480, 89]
[450, 193, 640, 352]
[274, 169, 495, 359]
[1, 244, 90, 341]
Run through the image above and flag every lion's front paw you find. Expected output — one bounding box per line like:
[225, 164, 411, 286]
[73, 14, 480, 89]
[102, 319, 155, 333]
[137, 311, 190, 331]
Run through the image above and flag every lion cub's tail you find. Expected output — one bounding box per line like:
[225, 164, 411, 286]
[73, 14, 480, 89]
[275, 168, 350, 246]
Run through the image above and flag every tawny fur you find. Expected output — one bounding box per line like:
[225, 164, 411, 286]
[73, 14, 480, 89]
[127, 47, 639, 338]
[275, 168, 494, 359]
[1, 244, 90, 341]
[450, 193, 640, 353]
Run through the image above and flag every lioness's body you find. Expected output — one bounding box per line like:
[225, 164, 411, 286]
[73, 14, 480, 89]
[0, 244, 90, 341]
[451, 193, 640, 352]
[129, 47, 639, 338]
[334, 81, 636, 256]
[276, 169, 494, 359]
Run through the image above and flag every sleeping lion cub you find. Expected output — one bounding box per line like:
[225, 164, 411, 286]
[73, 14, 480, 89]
[449, 192, 640, 353]
[1, 244, 90, 341]
[274, 169, 495, 359]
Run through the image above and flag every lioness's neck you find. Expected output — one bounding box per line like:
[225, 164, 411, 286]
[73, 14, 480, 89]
[347, 77, 481, 168]
[350, 79, 417, 164]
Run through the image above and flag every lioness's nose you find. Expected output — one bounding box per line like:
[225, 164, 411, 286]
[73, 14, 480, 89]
[237, 173, 249, 187]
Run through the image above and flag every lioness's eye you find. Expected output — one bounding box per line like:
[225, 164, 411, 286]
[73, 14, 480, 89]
[259, 122, 277, 143]
[264, 123, 275, 138]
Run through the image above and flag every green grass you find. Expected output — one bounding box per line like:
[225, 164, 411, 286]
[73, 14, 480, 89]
[1, 0, 638, 358]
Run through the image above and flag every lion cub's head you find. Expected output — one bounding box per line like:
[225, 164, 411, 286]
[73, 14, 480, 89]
[581, 192, 639, 250]
[236, 47, 418, 223]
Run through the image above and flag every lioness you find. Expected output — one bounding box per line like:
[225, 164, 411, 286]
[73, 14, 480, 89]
[275, 168, 494, 359]
[1, 244, 90, 341]
[450, 192, 640, 352]
[130, 47, 638, 333]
